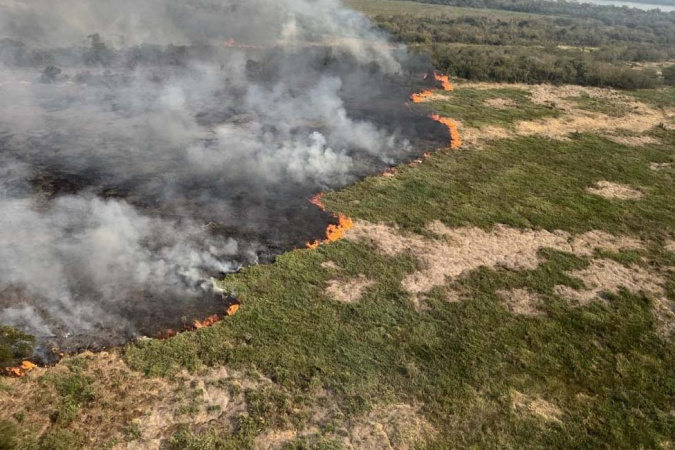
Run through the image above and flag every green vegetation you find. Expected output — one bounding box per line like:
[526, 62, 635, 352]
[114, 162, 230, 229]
[39, 429, 83, 450]
[350, 0, 675, 88]
[327, 131, 675, 238]
[0, 419, 19, 450]
[124, 120, 675, 447]
[419, 87, 559, 127]
[41, 360, 95, 426]
[0, 326, 36, 367]
[626, 86, 675, 108]
[566, 93, 633, 117]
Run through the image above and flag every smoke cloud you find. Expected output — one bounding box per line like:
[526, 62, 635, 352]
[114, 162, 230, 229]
[0, 0, 445, 349]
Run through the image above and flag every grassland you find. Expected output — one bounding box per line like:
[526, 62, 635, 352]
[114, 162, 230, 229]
[2, 80, 675, 449]
[1, 4, 675, 444]
[120, 112, 675, 448]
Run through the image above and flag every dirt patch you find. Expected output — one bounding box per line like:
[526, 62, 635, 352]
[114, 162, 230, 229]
[0, 351, 277, 449]
[484, 98, 516, 109]
[512, 390, 562, 424]
[0, 351, 173, 448]
[321, 260, 341, 270]
[569, 230, 644, 256]
[554, 259, 675, 337]
[651, 162, 673, 171]
[497, 289, 544, 316]
[604, 135, 661, 147]
[346, 403, 435, 450]
[555, 259, 663, 305]
[461, 124, 511, 146]
[666, 240, 675, 253]
[348, 220, 644, 296]
[325, 275, 375, 303]
[254, 430, 305, 450]
[586, 181, 644, 200]
[456, 82, 675, 144]
[253, 401, 433, 450]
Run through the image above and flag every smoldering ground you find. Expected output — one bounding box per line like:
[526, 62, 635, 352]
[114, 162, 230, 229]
[0, 0, 448, 357]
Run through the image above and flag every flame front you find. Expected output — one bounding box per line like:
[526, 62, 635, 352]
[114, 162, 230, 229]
[306, 195, 354, 249]
[3, 360, 37, 378]
[430, 114, 462, 149]
[434, 72, 453, 91]
[411, 90, 434, 103]
[310, 193, 326, 211]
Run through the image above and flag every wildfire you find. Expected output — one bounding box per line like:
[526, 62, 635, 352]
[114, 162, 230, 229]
[306, 213, 354, 249]
[3, 360, 37, 378]
[155, 298, 240, 339]
[430, 114, 462, 149]
[411, 90, 434, 103]
[306, 195, 355, 250]
[410, 72, 453, 103]
[310, 193, 326, 211]
[192, 302, 240, 329]
[383, 167, 398, 177]
[434, 72, 454, 91]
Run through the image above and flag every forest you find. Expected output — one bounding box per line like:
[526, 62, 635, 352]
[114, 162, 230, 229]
[368, 0, 675, 88]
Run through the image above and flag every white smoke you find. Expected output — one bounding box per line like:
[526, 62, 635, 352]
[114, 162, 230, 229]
[0, 0, 420, 339]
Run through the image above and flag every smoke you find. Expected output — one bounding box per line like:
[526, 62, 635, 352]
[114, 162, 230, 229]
[0, 0, 444, 346]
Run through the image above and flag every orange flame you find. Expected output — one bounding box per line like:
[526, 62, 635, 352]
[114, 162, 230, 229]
[3, 360, 37, 378]
[434, 72, 454, 91]
[411, 90, 434, 103]
[194, 314, 221, 329]
[192, 303, 240, 329]
[383, 167, 398, 177]
[430, 114, 462, 149]
[306, 206, 354, 249]
[310, 193, 326, 211]
[325, 214, 354, 242]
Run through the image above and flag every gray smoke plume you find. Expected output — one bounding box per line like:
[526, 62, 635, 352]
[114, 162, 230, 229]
[0, 0, 444, 348]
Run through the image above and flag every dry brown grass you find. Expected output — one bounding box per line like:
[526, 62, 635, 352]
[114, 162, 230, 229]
[345, 403, 435, 450]
[554, 259, 675, 337]
[586, 181, 644, 200]
[511, 390, 562, 424]
[325, 275, 375, 303]
[605, 135, 661, 147]
[650, 162, 673, 171]
[455, 82, 675, 145]
[347, 220, 644, 296]
[497, 289, 544, 316]
[484, 98, 517, 109]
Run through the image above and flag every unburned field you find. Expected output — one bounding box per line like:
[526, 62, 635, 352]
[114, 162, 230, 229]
[1, 80, 674, 449]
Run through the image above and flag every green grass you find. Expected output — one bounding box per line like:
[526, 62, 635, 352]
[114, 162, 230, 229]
[626, 87, 675, 109]
[420, 87, 559, 128]
[326, 130, 675, 239]
[124, 124, 675, 448]
[566, 93, 634, 117]
[41, 360, 95, 426]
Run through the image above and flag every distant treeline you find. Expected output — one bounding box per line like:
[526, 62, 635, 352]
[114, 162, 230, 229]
[409, 0, 675, 26]
[377, 15, 675, 55]
[370, 0, 675, 89]
[432, 45, 664, 89]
